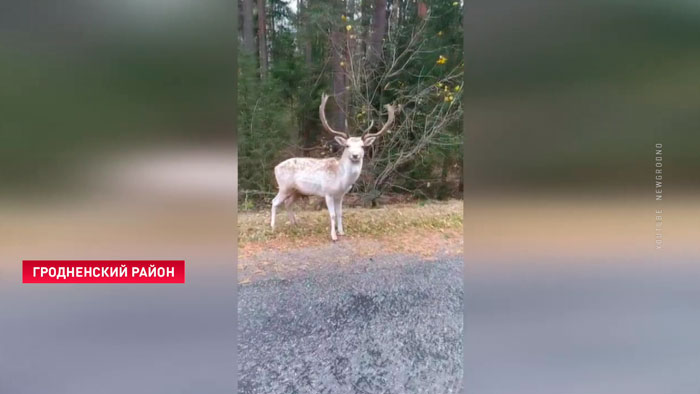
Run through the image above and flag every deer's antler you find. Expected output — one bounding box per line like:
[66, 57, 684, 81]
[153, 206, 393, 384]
[319, 93, 349, 139]
[361, 120, 375, 135]
[363, 103, 396, 141]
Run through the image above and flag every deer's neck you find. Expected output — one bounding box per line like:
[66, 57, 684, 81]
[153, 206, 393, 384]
[338, 150, 363, 187]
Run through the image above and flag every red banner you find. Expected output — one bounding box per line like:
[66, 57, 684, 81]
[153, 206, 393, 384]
[22, 260, 185, 283]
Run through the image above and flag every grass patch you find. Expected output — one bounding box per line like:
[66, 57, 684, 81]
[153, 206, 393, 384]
[238, 199, 463, 246]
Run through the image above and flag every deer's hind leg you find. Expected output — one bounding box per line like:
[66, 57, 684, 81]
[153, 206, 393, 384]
[324, 195, 337, 241]
[284, 192, 298, 226]
[271, 190, 291, 230]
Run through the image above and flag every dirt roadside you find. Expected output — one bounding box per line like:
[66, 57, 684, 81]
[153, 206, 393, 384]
[237, 200, 464, 284]
[238, 228, 463, 284]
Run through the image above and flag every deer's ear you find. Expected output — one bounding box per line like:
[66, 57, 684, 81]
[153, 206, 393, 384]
[334, 136, 348, 146]
[363, 136, 377, 146]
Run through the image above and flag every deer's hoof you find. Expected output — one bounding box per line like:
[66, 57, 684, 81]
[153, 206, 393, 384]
[337, 231, 345, 236]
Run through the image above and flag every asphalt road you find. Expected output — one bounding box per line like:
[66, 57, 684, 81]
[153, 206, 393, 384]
[465, 261, 700, 394]
[238, 256, 463, 394]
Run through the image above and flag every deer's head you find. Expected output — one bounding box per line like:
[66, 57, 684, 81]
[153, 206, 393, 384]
[319, 93, 395, 163]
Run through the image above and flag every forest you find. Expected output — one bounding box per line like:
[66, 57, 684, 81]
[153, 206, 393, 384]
[238, 0, 464, 209]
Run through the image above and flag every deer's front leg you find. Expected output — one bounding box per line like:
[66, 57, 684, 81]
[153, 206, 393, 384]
[335, 195, 344, 236]
[324, 195, 337, 241]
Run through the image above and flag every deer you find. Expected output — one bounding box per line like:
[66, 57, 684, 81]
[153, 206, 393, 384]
[271, 93, 396, 241]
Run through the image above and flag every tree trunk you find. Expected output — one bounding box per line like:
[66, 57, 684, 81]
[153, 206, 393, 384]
[305, 40, 313, 67]
[417, 1, 427, 19]
[332, 0, 349, 133]
[330, 31, 347, 134]
[438, 152, 450, 199]
[368, 0, 387, 66]
[297, 0, 302, 26]
[348, 0, 356, 17]
[300, 0, 313, 154]
[303, 0, 313, 67]
[257, 0, 268, 79]
[269, 1, 275, 50]
[390, 0, 399, 30]
[242, 0, 255, 53]
[360, 0, 371, 55]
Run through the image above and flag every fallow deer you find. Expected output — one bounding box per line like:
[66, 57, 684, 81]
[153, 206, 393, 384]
[271, 93, 396, 241]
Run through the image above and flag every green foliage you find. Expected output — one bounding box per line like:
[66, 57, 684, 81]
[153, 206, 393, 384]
[1, 42, 234, 192]
[238, 53, 293, 193]
[238, 0, 465, 205]
[349, 0, 464, 200]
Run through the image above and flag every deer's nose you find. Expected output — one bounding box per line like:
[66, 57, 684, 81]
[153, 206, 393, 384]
[351, 154, 360, 160]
